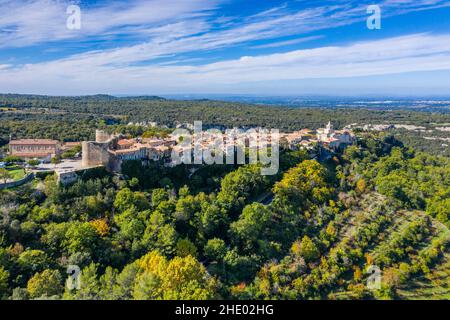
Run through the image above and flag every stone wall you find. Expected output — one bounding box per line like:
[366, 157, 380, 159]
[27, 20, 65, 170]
[56, 171, 79, 186]
[81, 141, 111, 168]
[0, 173, 34, 190]
[96, 130, 112, 143]
[56, 167, 109, 186]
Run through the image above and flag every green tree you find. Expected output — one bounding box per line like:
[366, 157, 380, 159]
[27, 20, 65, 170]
[63, 222, 101, 256]
[151, 188, 169, 207]
[115, 207, 145, 241]
[112, 263, 139, 300]
[273, 160, 333, 212]
[291, 235, 320, 263]
[217, 165, 269, 214]
[197, 204, 229, 241]
[128, 177, 140, 189]
[133, 251, 218, 300]
[41, 222, 70, 256]
[51, 156, 62, 168]
[3, 155, 22, 164]
[27, 159, 40, 167]
[18, 250, 51, 276]
[114, 188, 150, 212]
[427, 198, 450, 226]
[0, 266, 9, 298]
[0, 168, 11, 184]
[27, 269, 63, 299]
[204, 238, 227, 262]
[223, 249, 259, 284]
[65, 263, 100, 300]
[98, 266, 118, 300]
[176, 238, 198, 258]
[230, 203, 273, 252]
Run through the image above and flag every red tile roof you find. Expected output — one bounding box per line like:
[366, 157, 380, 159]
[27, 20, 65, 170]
[63, 142, 81, 146]
[117, 139, 134, 146]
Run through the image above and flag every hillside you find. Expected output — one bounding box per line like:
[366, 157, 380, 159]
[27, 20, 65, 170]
[0, 130, 449, 300]
[1, 94, 450, 157]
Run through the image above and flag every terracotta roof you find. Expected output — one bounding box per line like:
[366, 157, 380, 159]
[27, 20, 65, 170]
[117, 139, 135, 146]
[110, 143, 148, 155]
[10, 139, 58, 146]
[112, 149, 141, 155]
[63, 142, 81, 146]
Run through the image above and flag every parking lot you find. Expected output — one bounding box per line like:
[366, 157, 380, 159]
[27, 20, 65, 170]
[32, 158, 84, 174]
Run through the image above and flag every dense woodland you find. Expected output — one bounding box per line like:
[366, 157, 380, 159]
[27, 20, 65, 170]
[0, 94, 449, 299]
[1, 94, 450, 157]
[0, 129, 449, 299]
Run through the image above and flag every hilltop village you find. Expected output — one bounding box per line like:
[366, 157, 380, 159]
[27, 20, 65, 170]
[3, 122, 355, 185]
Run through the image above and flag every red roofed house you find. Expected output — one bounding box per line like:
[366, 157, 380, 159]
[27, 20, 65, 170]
[316, 122, 355, 151]
[9, 139, 61, 160]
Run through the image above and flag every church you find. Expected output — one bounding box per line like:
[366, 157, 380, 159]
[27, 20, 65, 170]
[317, 121, 355, 151]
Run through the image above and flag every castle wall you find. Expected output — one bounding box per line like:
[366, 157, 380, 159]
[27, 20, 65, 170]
[96, 130, 112, 143]
[82, 130, 169, 173]
[56, 171, 79, 186]
[82, 141, 111, 168]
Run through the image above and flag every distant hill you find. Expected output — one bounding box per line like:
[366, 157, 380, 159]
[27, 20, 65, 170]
[1, 93, 450, 156]
[0, 93, 166, 101]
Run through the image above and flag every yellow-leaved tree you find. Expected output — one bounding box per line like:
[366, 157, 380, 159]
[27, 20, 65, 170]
[133, 251, 219, 300]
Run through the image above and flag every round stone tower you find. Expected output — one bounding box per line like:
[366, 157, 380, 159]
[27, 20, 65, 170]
[95, 130, 111, 143]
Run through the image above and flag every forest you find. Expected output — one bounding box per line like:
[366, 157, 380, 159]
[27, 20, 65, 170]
[0, 130, 449, 300]
[1, 94, 450, 157]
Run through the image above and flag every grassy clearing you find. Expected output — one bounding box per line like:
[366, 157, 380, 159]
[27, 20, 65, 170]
[9, 169, 26, 180]
[3, 166, 26, 181]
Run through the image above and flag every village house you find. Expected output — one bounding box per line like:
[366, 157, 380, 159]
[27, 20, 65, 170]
[78, 122, 355, 173]
[3, 123, 355, 187]
[317, 121, 355, 151]
[61, 141, 82, 152]
[82, 131, 175, 172]
[9, 139, 61, 160]
[280, 129, 313, 150]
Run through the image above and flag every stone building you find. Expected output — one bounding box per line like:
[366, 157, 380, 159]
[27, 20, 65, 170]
[317, 122, 355, 151]
[82, 130, 173, 172]
[280, 129, 312, 150]
[9, 139, 60, 160]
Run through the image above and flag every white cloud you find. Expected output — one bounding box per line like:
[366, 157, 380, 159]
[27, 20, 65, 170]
[4, 0, 443, 69]
[251, 36, 325, 49]
[2, 0, 449, 50]
[2, 0, 450, 94]
[0, 0, 220, 48]
[2, 33, 450, 94]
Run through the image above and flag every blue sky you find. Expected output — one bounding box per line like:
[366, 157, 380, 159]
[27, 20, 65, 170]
[2, 0, 450, 96]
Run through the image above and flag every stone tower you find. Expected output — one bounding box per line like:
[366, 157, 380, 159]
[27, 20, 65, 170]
[95, 130, 112, 143]
[81, 130, 113, 168]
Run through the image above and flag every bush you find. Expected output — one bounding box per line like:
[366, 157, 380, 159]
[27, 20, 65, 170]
[27, 269, 63, 299]
[3, 156, 23, 164]
[27, 159, 40, 167]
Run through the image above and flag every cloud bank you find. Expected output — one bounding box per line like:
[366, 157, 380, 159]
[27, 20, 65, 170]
[1, 0, 450, 94]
